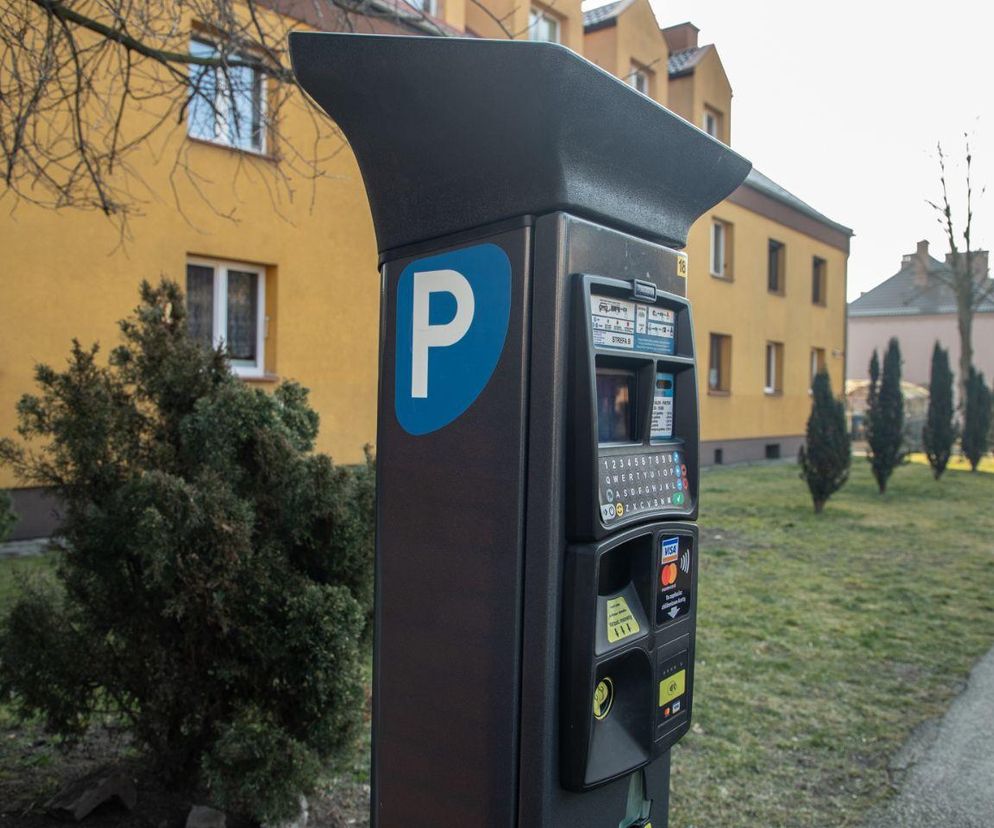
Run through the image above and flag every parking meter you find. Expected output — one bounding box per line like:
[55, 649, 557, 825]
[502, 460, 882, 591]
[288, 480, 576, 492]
[290, 33, 750, 828]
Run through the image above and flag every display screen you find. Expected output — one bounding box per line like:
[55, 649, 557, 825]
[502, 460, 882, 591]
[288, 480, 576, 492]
[597, 369, 635, 443]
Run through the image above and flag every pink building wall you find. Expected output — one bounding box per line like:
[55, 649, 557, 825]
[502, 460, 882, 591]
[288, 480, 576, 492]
[847, 312, 994, 393]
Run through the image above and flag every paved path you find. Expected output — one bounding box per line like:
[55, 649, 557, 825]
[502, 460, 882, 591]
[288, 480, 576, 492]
[865, 646, 994, 827]
[0, 537, 52, 558]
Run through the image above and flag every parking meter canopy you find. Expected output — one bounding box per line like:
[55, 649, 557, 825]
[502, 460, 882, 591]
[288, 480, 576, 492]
[289, 32, 751, 255]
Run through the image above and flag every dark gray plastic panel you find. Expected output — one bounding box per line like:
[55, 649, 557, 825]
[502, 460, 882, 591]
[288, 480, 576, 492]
[289, 33, 751, 255]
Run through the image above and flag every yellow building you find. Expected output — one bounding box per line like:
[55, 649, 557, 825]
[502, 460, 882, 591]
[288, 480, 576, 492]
[0, 0, 849, 537]
[584, 11, 852, 465]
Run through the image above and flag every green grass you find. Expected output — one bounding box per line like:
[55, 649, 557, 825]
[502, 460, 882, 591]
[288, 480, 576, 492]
[2, 459, 992, 825]
[0, 553, 57, 615]
[669, 459, 994, 827]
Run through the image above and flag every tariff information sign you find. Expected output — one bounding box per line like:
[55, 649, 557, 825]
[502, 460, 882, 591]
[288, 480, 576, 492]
[591, 294, 675, 355]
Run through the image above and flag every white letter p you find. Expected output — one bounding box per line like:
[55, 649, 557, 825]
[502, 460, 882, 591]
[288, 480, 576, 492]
[411, 269, 475, 399]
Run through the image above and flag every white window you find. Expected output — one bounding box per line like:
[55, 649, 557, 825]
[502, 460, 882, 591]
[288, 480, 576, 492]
[627, 64, 649, 95]
[810, 347, 826, 385]
[703, 106, 721, 139]
[186, 259, 267, 377]
[710, 221, 726, 277]
[188, 38, 266, 153]
[529, 9, 560, 43]
[408, 0, 438, 15]
[765, 342, 783, 394]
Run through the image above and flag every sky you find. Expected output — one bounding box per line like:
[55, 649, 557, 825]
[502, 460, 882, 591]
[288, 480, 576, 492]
[592, 0, 994, 301]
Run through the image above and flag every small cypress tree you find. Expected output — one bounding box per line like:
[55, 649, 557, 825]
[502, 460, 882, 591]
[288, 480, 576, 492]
[0, 490, 14, 542]
[799, 370, 850, 513]
[922, 342, 956, 479]
[866, 338, 905, 493]
[962, 367, 992, 471]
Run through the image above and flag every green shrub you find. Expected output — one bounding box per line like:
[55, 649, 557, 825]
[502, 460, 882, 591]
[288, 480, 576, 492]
[866, 338, 906, 493]
[798, 370, 850, 513]
[962, 367, 992, 471]
[922, 342, 957, 479]
[0, 490, 14, 542]
[0, 280, 375, 821]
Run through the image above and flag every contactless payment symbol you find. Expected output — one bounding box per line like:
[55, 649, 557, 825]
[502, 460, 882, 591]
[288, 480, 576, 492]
[395, 243, 511, 435]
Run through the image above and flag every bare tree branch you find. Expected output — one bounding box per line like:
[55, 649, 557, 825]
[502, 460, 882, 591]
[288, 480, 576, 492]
[926, 138, 993, 404]
[2, 0, 494, 227]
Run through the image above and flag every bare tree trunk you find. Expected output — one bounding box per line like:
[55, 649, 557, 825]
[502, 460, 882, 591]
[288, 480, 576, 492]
[957, 285, 973, 406]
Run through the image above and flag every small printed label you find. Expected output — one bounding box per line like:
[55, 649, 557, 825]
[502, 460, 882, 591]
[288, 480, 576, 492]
[677, 254, 688, 278]
[606, 595, 641, 643]
[651, 373, 675, 440]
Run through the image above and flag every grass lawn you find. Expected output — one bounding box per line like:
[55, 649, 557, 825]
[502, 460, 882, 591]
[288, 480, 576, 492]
[669, 458, 994, 827]
[0, 553, 57, 615]
[1, 457, 992, 826]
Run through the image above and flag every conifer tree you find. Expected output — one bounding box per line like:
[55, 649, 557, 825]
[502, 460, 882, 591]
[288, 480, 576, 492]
[866, 338, 905, 493]
[962, 367, 992, 471]
[922, 342, 956, 479]
[799, 370, 850, 513]
[0, 281, 375, 822]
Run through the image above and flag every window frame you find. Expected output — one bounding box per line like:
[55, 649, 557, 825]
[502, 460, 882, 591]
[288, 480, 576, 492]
[186, 257, 267, 378]
[764, 341, 784, 395]
[810, 347, 826, 386]
[709, 333, 732, 394]
[188, 36, 268, 155]
[528, 8, 560, 42]
[703, 106, 722, 140]
[812, 256, 827, 306]
[768, 239, 785, 295]
[407, 0, 438, 15]
[710, 218, 732, 279]
[627, 62, 650, 95]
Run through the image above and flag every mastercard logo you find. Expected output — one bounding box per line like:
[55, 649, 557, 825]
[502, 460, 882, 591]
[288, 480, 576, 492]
[660, 563, 678, 587]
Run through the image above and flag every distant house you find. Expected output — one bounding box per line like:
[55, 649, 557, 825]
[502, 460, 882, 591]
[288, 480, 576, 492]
[847, 240, 994, 398]
[844, 379, 929, 448]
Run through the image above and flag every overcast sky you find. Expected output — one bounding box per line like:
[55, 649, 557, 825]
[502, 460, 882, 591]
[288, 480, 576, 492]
[612, 0, 994, 301]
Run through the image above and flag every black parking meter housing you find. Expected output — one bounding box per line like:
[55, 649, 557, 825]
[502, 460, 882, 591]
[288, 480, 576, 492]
[291, 32, 750, 828]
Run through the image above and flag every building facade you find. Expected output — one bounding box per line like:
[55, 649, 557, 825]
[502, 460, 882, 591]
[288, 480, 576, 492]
[848, 240, 994, 397]
[0, 0, 850, 536]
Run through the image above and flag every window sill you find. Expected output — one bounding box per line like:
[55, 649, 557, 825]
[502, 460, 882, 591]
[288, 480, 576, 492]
[767, 290, 786, 297]
[186, 135, 276, 163]
[710, 273, 734, 282]
[812, 301, 827, 308]
[239, 372, 280, 384]
[764, 389, 783, 397]
[708, 389, 731, 397]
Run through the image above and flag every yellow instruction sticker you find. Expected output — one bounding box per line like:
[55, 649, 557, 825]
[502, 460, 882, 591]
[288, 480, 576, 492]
[606, 595, 641, 643]
[593, 678, 614, 720]
[659, 669, 686, 707]
[676, 254, 688, 278]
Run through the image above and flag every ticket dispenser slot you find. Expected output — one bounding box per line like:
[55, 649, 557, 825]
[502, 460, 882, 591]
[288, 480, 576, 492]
[569, 275, 699, 542]
[563, 523, 699, 792]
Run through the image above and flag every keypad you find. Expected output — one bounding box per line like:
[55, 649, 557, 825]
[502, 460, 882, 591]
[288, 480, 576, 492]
[598, 449, 691, 524]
